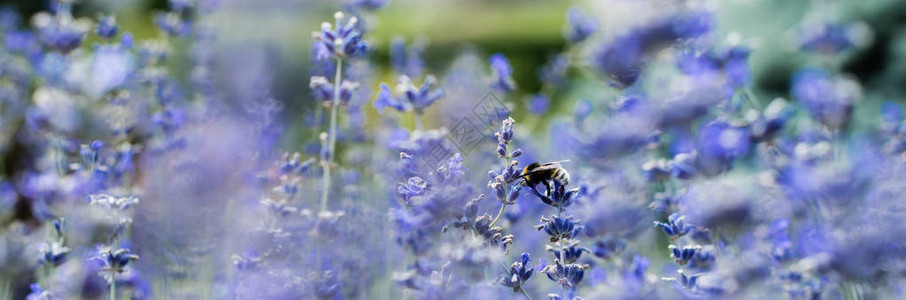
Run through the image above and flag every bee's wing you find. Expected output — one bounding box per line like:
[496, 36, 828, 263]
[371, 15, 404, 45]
[543, 159, 571, 165]
[519, 164, 561, 177]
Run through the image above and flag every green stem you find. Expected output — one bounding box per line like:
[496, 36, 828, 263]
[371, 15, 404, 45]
[54, 135, 64, 176]
[519, 287, 533, 300]
[110, 272, 116, 300]
[489, 202, 507, 228]
[489, 147, 511, 228]
[413, 112, 424, 132]
[320, 58, 343, 212]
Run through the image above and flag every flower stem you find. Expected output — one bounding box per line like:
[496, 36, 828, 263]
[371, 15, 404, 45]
[489, 202, 507, 228]
[110, 272, 116, 300]
[320, 58, 343, 212]
[54, 135, 64, 176]
[413, 112, 424, 132]
[519, 287, 533, 300]
[489, 147, 511, 228]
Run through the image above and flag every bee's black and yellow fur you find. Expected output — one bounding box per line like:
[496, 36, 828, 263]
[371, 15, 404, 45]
[519, 160, 570, 190]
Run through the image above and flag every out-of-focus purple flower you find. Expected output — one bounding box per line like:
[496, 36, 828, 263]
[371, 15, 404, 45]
[0, 8, 19, 30]
[574, 113, 656, 162]
[4, 30, 40, 55]
[680, 179, 755, 230]
[573, 99, 593, 124]
[528, 94, 550, 115]
[32, 87, 79, 132]
[374, 75, 444, 114]
[0, 182, 16, 217]
[168, 0, 194, 11]
[776, 157, 871, 207]
[390, 36, 425, 78]
[592, 34, 643, 89]
[82, 43, 135, 98]
[791, 68, 861, 129]
[677, 43, 751, 88]
[96, 15, 117, 38]
[592, 10, 713, 89]
[662, 269, 699, 290]
[314, 270, 341, 300]
[642, 158, 671, 182]
[669, 151, 698, 179]
[796, 20, 871, 55]
[749, 98, 794, 143]
[881, 101, 902, 132]
[345, 0, 389, 11]
[232, 249, 261, 271]
[656, 73, 727, 128]
[554, 245, 587, 264]
[539, 54, 569, 87]
[310, 76, 360, 105]
[489, 53, 516, 92]
[624, 254, 649, 282]
[669, 245, 701, 266]
[695, 120, 751, 175]
[591, 236, 626, 260]
[31, 11, 91, 53]
[38, 241, 70, 266]
[313, 12, 369, 59]
[93, 246, 139, 277]
[27, 283, 53, 300]
[564, 7, 599, 43]
[154, 12, 191, 36]
[543, 262, 585, 290]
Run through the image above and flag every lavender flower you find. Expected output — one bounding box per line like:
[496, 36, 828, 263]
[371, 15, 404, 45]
[654, 213, 694, 239]
[668, 245, 701, 266]
[528, 180, 580, 210]
[536, 215, 581, 243]
[591, 237, 626, 261]
[489, 53, 516, 92]
[374, 75, 444, 114]
[31, 8, 91, 53]
[310, 76, 360, 105]
[592, 9, 713, 88]
[795, 20, 871, 55]
[498, 252, 536, 292]
[542, 262, 585, 290]
[528, 94, 550, 115]
[390, 36, 425, 78]
[96, 15, 118, 38]
[26, 283, 54, 300]
[662, 269, 698, 290]
[94, 246, 139, 277]
[791, 68, 861, 129]
[312, 12, 369, 59]
[564, 7, 599, 43]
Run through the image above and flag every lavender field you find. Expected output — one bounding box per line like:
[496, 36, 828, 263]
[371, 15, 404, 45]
[1, 0, 905, 299]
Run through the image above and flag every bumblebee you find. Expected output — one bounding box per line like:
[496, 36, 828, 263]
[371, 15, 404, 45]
[519, 160, 571, 189]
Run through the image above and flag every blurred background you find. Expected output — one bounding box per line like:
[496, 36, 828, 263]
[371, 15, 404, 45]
[2, 0, 906, 299]
[3, 0, 903, 137]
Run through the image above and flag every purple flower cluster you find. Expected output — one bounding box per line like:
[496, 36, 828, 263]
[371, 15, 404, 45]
[0, 0, 903, 299]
